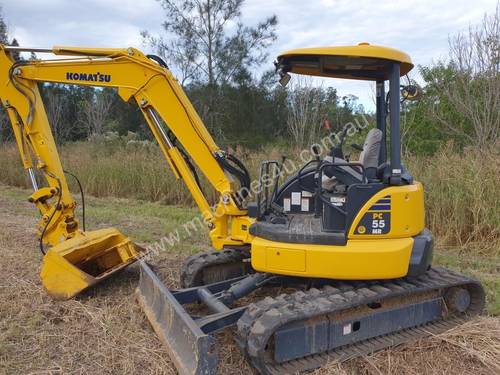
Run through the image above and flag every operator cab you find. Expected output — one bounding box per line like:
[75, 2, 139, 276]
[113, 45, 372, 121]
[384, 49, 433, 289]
[249, 43, 420, 246]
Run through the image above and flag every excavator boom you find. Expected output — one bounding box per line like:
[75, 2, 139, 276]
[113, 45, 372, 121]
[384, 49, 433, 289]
[0, 45, 252, 298]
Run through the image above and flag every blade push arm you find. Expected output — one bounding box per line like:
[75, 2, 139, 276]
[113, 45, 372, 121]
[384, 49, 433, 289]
[0, 45, 253, 249]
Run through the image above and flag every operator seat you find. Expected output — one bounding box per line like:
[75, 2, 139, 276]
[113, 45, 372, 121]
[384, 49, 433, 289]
[322, 128, 383, 189]
[359, 128, 383, 178]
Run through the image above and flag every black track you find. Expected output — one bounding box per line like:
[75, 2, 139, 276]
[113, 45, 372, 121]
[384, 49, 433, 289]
[236, 267, 485, 375]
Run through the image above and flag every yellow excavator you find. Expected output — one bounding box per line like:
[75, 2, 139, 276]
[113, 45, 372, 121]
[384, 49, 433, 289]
[0, 43, 485, 374]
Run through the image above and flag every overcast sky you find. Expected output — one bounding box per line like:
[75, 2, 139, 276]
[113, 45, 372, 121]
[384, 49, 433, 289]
[1, 0, 497, 109]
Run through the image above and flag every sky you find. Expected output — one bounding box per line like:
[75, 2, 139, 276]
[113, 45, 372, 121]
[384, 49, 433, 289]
[1, 0, 497, 109]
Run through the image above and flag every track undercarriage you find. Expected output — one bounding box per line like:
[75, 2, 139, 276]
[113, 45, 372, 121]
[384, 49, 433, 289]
[136, 248, 485, 375]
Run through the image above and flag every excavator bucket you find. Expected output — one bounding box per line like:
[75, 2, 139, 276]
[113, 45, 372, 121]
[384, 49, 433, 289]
[40, 228, 146, 299]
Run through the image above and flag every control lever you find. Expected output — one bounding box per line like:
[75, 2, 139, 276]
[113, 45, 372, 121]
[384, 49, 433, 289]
[312, 145, 321, 161]
[351, 143, 364, 151]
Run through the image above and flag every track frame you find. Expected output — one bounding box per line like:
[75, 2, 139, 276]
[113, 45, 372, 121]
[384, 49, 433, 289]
[137, 262, 484, 375]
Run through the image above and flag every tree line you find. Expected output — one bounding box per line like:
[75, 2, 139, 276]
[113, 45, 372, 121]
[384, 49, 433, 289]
[0, 1, 498, 154]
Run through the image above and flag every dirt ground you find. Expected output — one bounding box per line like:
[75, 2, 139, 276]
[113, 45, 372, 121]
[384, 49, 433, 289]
[0, 185, 499, 375]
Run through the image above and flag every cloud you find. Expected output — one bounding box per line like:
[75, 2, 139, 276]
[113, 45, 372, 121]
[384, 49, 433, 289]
[1, 0, 496, 108]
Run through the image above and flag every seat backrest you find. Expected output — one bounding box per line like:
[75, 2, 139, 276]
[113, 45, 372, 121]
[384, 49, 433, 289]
[359, 128, 382, 172]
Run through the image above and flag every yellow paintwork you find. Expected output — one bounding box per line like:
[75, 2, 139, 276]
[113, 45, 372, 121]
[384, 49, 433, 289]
[349, 183, 425, 239]
[40, 228, 144, 299]
[251, 236, 414, 279]
[266, 247, 306, 272]
[278, 43, 413, 80]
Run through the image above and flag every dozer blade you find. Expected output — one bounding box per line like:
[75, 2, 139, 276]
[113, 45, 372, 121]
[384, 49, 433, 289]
[136, 261, 217, 375]
[40, 228, 146, 299]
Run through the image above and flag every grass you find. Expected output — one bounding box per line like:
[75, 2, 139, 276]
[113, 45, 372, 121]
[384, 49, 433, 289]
[436, 251, 500, 315]
[0, 184, 201, 374]
[406, 144, 500, 255]
[313, 317, 500, 375]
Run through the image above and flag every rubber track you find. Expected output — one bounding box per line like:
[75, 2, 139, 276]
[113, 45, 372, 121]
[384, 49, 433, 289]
[236, 267, 485, 374]
[180, 247, 251, 288]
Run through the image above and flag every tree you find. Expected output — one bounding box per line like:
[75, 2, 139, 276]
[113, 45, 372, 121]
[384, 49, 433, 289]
[106, 93, 149, 139]
[78, 89, 114, 137]
[9, 38, 20, 61]
[44, 85, 70, 142]
[423, 4, 499, 148]
[143, 0, 278, 135]
[144, 0, 277, 86]
[0, 6, 7, 44]
[286, 78, 323, 148]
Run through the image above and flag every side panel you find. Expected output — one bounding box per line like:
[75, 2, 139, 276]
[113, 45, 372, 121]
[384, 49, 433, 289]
[251, 236, 413, 280]
[348, 183, 425, 239]
[266, 248, 306, 272]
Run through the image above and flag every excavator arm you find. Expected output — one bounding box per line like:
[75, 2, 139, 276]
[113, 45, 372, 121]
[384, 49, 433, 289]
[0, 44, 253, 298]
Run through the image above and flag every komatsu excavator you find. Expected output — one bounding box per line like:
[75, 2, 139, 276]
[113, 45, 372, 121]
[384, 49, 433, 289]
[0, 43, 485, 374]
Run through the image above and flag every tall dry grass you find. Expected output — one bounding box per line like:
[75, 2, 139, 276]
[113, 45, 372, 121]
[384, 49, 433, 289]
[0, 139, 498, 254]
[406, 144, 499, 254]
[0, 140, 195, 204]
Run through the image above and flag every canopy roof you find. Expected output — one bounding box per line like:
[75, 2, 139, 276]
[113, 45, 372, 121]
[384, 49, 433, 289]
[277, 43, 413, 81]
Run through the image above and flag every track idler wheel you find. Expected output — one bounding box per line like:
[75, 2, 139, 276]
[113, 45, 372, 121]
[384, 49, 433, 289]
[445, 287, 471, 313]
